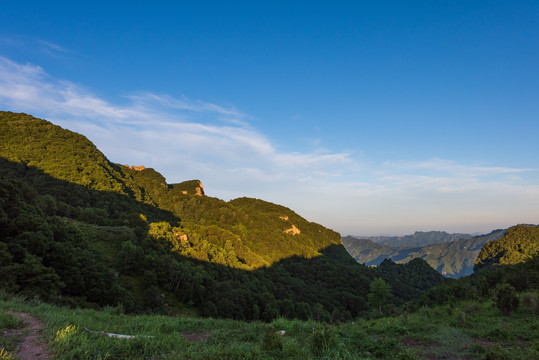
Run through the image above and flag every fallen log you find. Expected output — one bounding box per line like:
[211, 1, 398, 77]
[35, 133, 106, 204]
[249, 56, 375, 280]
[84, 328, 153, 339]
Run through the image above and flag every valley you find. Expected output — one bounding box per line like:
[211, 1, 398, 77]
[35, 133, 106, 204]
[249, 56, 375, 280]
[342, 230, 507, 278]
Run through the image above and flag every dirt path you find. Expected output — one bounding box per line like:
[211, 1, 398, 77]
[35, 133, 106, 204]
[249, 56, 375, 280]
[7, 312, 51, 360]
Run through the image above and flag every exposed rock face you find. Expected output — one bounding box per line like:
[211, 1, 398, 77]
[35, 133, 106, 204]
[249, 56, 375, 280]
[124, 164, 146, 171]
[174, 231, 190, 247]
[171, 179, 205, 196]
[280, 215, 299, 235]
[195, 181, 204, 196]
[284, 224, 301, 236]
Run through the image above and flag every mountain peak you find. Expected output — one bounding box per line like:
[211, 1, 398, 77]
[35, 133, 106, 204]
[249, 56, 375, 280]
[171, 179, 205, 196]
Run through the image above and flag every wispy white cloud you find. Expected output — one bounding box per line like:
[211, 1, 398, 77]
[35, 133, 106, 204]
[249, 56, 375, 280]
[384, 158, 535, 177]
[1, 36, 72, 58]
[126, 92, 248, 121]
[0, 55, 350, 182]
[0, 55, 538, 235]
[37, 40, 70, 54]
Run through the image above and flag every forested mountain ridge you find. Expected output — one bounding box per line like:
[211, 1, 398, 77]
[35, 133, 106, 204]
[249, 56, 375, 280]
[0, 111, 340, 268]
[341, 236, 395, 265]
[360, 231, 474, 248]
[475, 224, 539, 271]
[0, 111, 445, 321]
[343, 230, 506, 278]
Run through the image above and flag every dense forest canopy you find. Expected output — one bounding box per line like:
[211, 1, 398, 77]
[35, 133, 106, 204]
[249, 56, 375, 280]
[474, 225, 539, 271]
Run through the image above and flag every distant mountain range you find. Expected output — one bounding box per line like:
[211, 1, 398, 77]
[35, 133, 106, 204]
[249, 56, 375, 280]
[357, 231, 475, 248]
[343, 230, 506, 278]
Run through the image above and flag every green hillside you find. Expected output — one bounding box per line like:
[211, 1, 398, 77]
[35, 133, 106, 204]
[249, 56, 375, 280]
[475, 225, 539, 271]
[0, 111, 444, 321]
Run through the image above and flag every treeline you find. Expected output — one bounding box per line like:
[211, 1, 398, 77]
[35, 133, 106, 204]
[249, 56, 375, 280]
[415, 254, 538, 313]
[413, 226, 538, 315]
[0, 177, 128, 305]
[1, 173, 439, 321]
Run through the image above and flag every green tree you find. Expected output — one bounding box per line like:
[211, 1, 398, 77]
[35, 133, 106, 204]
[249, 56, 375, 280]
[368, 278, 392, 315]
[117, 240, 144, 273]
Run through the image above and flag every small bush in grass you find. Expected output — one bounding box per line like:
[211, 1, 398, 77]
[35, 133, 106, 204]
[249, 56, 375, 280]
[486, 327, 508, 341]
[282, 338, 306, 357]
[0, 312, 24, 353]
[462, 301, 481, 315]
[261, 325, 283, 351]
[521, 292, 538, 314]
[527, 341, 539, 360]
[468, 343, 487, 355]
[0, 348, 16, 360]
[55, 324, 77, 342]
[397, 348, 419, 360]
[419, 307, 430, 317]
[364, 337, 402, 359]
[310, 325, 336, 356]
[454, 311, 466, 326]
[103, 303, 125, 315]
[495, 284, 519, 315]
[0, 313, 23, 330]
[482, 344, 511, 360]
[0, 291, 26, 304]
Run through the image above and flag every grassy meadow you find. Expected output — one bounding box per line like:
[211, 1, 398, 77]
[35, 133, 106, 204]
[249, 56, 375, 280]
[1, 291, 538, 360]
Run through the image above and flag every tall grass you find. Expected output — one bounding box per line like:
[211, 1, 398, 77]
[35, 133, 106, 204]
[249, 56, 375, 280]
[1, 294, 538, 359]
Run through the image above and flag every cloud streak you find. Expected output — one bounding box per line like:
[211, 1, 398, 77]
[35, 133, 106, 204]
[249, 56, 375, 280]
[0, 55, 538, 235]
[0, 55, 352, 182]
[384, 158, 534, 177]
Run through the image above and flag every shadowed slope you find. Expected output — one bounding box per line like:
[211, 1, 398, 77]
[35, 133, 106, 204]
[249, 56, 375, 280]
[1, 111, 446, 321]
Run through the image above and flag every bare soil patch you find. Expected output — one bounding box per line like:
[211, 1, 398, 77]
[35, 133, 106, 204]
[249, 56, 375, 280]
[401, 337, 488, 359]
[6, 312, 51, 360]
[181, 331, 211, 343]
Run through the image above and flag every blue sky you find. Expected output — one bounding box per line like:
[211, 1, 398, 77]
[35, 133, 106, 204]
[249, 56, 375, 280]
[1, 1, 538, 235]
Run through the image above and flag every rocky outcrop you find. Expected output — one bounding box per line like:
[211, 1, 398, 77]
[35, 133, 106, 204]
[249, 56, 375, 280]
[124, 164, 146, 171]
[284, 224, 301, 236]
[174, 231, 191, 247]
[172, 179, 205, 196]
[195, 181, 204, 196]
[280, 215, 300, 235]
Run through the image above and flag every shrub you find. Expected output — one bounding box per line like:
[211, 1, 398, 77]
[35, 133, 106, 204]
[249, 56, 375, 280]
[0, 313, 23, 330]
[310, 325, 336, 356]
[462, 301, 481, 315]
[521, 292, 538, 314]
[482, 344, 511, 360]
[468, 343, 487, 355]
[454, 311, 466, 326]
[495, 284, 519, 316]
[261, 325, 283, 351]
